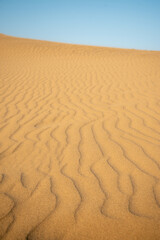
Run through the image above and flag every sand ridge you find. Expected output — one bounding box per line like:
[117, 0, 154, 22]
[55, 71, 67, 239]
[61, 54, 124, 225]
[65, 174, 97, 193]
[0, 33, 160, 239]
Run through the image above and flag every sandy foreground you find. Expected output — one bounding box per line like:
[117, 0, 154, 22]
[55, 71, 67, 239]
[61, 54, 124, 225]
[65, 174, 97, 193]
[0, 33, 160, 240]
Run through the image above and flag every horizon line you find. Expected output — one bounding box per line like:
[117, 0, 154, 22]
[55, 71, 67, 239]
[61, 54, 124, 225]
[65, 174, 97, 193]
[1, 32, 159, 52]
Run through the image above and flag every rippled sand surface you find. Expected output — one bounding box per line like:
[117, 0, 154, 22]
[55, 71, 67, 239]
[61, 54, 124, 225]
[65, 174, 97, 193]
[0, 34, 160, 240]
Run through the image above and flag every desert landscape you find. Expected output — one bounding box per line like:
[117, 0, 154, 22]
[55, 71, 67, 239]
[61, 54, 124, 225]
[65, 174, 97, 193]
[0, 33, 160, 240]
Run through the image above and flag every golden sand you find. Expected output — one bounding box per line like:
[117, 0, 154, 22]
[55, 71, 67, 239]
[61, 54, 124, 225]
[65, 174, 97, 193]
[0, 33, 160, 240]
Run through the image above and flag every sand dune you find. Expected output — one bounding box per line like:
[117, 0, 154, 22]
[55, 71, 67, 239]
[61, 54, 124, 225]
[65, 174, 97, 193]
[0, 33, 160, 240]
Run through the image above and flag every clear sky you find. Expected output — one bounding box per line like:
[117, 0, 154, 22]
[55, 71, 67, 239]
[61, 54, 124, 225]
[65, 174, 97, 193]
[0, 0, 160, 50]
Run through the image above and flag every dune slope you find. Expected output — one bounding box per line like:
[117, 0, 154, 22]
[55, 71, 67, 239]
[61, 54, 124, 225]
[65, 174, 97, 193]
[0, 34, 160, 240]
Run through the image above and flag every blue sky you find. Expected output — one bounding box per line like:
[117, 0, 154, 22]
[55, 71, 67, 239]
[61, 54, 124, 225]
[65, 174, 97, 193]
[0, 0, 160, 50]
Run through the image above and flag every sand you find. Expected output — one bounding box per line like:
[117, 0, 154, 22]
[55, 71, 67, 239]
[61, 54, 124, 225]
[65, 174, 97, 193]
[0, 33, 160, 240]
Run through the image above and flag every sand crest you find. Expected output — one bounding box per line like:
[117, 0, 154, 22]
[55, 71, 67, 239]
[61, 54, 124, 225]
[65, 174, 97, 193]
[0, 34, 160, 240]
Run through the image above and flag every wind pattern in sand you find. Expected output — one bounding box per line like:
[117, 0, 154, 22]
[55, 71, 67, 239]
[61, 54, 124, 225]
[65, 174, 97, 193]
[0, 34, 160, 240]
